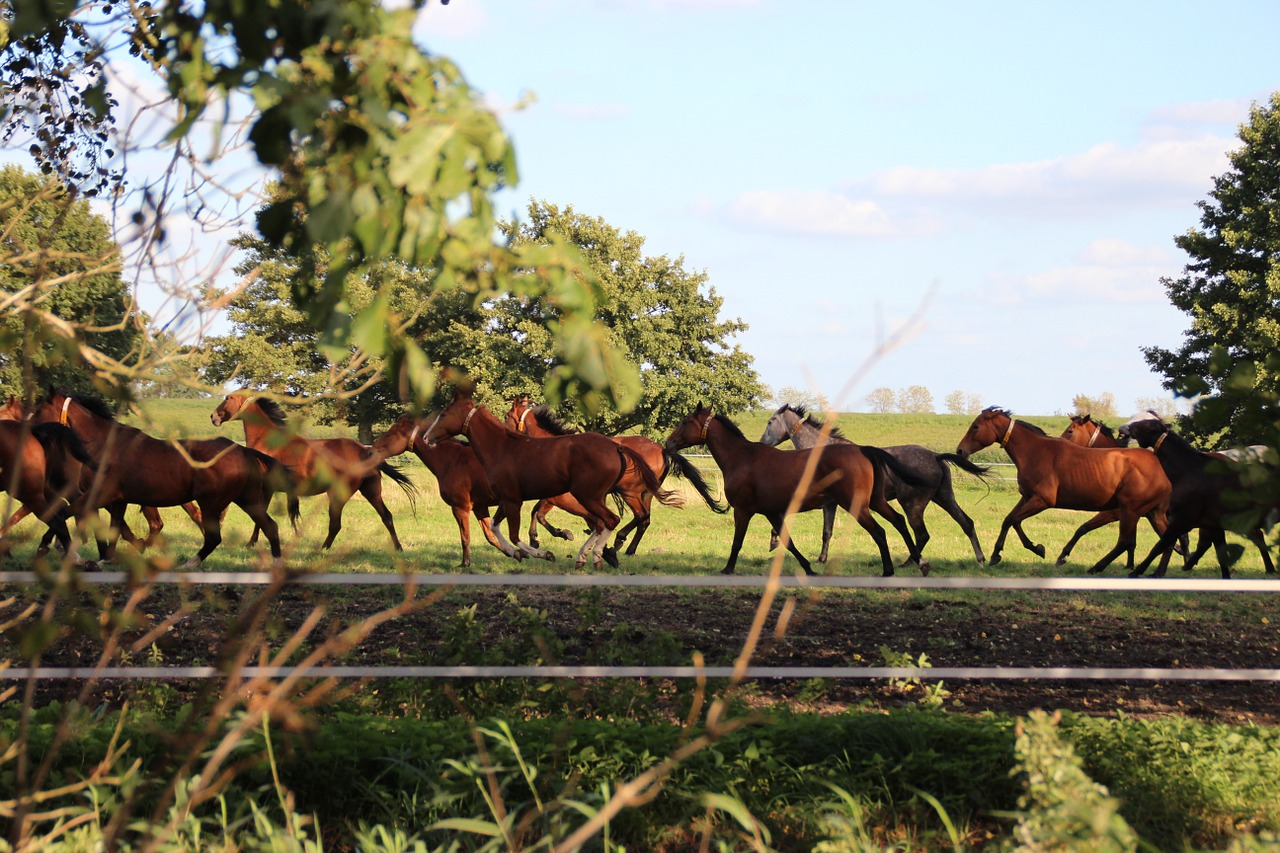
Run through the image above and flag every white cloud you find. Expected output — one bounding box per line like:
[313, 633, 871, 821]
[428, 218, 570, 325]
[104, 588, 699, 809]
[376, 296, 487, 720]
[977, 239, 1176, 307]
[725, 190, 898, 237]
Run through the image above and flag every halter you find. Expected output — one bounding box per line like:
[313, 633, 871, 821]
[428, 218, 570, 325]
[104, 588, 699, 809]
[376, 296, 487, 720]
[461, 405, 478, 436]
[407, 423, 420, 448]
[997, 416, 1016, 447]
[787, 416, 804, 439]
[700, 408, 714, 442]
[59, 396, 72, 427]
[1152, 430, 1168, 452]
[1086, 422, 1101, 447]
[516, 407, 531, 433]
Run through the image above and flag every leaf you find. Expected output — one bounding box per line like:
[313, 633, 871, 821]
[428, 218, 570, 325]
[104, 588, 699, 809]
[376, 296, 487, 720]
[350, 297, 389, 358]
[427, 817, 501, 836]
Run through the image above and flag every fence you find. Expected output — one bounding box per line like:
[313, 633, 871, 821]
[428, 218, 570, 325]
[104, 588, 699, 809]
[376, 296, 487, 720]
[3, 571, 1277, 682]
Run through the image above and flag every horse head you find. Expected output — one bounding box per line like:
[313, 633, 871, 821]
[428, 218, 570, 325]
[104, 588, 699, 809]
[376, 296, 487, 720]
[371, 415, 420, 458]
[665, 404, 714, 452]
[211, 391, 252, 426]
[1118, 414, 1168, 449]
[957, 406, 1012, 458]
[506, 395, 535, 433]
[424, 392, 477, 445]
[759, 404, 799, 447]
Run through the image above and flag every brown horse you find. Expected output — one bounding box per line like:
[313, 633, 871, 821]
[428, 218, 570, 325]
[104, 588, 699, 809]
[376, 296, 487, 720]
[505, 396, 684, 556]
[422, 390, 675, 569]
[0, 394, 203, 549]
[1054, 413, 1184, 567]
[665, 405, 924, 576]
[34, 390, 297, 568]
[0, 420, 91, 561]
[211, 393, 417, 551]
[1120, 414, 1277, 578]
[956, 407, 1171, 574]
[371, 414, 514, 567]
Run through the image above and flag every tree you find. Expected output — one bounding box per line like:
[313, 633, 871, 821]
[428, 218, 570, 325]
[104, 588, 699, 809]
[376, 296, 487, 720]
[450, 201, 762, 435]
[1071, 392, 1116, 420]
[945, 390, 983, 416]
[865, 387, 895, 413]
[897, 385, 934, 414]
[768, 385, 831, 412]
[1143, 93, 1280, 447]
[1133, 396, 1180, 422]
[0, 165, 142, 398]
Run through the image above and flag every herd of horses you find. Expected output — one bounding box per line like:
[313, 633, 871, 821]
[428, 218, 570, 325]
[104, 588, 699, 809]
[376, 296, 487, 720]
[0, 389, 1275, 580]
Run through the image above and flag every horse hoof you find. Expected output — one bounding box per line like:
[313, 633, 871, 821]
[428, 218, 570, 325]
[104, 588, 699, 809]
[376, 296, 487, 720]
[719, 567, 735, 575]
[543, 552, 556, 562]
[1032, 544, 1046, 559]
[989, 554, 1002, 567]
[1055, 557, 1068, 567]
[918, 560, 931, 577]
[574, 560, 586, 570]
[603, 547, 619, 569]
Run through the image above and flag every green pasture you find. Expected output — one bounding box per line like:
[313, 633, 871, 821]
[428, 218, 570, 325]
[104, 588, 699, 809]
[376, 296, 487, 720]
[25, 399, 1262, 581]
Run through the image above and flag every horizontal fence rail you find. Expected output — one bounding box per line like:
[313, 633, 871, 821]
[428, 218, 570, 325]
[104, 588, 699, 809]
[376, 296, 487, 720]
[4, 571, 1276, 681]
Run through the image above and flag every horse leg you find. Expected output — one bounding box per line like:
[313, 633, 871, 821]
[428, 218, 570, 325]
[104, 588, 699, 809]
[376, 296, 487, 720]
[183, 501, 225, 570]
[181, 501, 203, 530]
[869, 492, 925, 573]
[991, 495, 1049, 566]
[1206, 528, 1237, 579]
[895, 492, 933, 568]
[139, 505, 165, 551]
[721, 507, 755, 575]
[817, 502, 836, 563]
[931, 486, 986, 565]
[1085, 513, 1140, 576]
[763, 512, 813, 576]
[502, 501, 551, 562]
[452, 507, 472, 568]
[614, 493, 653, 556]
[851, 505, 895, 577]
[533, 500, 574, 545]
[0, 505, 30, 536]
[1129, 522, 1190, 578]
[359, 475, 404, 551]
[1057, 510, 1117, 567]
[1248, 528, 1275, 574]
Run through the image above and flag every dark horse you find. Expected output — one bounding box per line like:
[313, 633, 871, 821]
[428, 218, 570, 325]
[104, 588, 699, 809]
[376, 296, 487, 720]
[423, 390, 678, 569]
[955, 407, 1171, 574]
[36, 390, 298, 568]
[372, 415, 514, 567]
[0, 420, 92, 562]
[760, 404, 990, 565]
[1120, 414, 1277, 579]
[211, 393, 417, 551]
[1053, 413, 1185, 568]
[665, 405, 926, 576]
[505, 396, 689, 557]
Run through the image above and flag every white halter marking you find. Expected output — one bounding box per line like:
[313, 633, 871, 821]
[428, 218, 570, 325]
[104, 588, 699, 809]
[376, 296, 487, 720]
[59, 396, 72, 426]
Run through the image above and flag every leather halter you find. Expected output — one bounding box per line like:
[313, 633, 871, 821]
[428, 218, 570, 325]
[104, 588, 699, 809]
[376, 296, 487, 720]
[59, 396, 72, 426]
[1152, 430, 1168, 452]
[700, 408, 714, 442]
[407, 422, 420, 448]
[516, 407, 531, 433]
[787, 416, 804, 439]
[1087, 423, 1101, 447]
[997, 416, 1016, 446]
[461, 406, 478, 436]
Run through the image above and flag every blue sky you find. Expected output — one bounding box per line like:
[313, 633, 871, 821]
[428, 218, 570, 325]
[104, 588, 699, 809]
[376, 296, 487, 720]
[417, 0, 1280, 415]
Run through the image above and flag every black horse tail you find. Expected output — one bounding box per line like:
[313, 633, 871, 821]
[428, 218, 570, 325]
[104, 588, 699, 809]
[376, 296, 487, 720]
[615, 445, 683, 508]
[31, 422, 93, 493]
[662, 449, 729, 514]
[935, 451, 991, 478]
[860, 445, 934, 490]
[378, 460, 419, 514]
[245, 447, 302, 532]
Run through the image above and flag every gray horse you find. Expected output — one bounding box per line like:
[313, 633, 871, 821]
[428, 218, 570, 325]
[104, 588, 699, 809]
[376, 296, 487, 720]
[760, 404, 990, 565]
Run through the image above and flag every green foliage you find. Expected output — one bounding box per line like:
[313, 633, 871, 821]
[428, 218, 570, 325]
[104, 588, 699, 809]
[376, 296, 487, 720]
[0, 164, 142, 398]
[1143, 92, 1280, 449]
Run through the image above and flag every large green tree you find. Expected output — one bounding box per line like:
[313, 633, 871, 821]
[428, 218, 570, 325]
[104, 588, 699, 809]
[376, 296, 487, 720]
[1143, 92, 1280, 448]
[0, 164, 142, 398]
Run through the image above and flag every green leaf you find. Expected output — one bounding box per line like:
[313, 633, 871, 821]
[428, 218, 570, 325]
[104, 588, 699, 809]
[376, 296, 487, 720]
[350, 297, 389, 357]
[427, 817, 501, 837]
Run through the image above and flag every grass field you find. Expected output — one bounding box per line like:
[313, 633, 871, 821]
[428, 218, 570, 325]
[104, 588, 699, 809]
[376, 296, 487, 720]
[10, 396, 1267, 581]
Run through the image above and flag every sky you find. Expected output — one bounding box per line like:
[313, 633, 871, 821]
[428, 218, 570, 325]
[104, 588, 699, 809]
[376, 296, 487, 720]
[414, 0, 1280, 415]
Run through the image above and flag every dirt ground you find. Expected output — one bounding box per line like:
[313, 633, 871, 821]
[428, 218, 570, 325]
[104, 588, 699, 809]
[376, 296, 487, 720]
[14, 582, 1280, 726]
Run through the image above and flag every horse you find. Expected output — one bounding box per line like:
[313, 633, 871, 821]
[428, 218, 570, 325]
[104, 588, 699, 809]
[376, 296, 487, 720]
[211, 393, 417, 551]
[505, 396, 688, 556]
[34, 390, 298, 569]
[371, 414, 514, 567]
[0, 394, 204, 549]
[760, 404, 990, 565]
[1054, 413, 1186, 568]
[955, 407, 1172, 574]
[1119, 414, 1277, 578]
[665, 404, 926, 576]
[422, 390, 676, 569]
[0, 420, 92, 562]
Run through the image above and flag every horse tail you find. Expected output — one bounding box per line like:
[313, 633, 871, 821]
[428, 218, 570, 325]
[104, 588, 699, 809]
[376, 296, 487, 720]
[860, 445, 933, 490]
[662, 448, 729, 514]
[244, 446, 302, 531]
[615, 445, 683, 508]
[378, 460, 419, 514]
[935, 451, 991, 479]
[31, 422, 93, 495]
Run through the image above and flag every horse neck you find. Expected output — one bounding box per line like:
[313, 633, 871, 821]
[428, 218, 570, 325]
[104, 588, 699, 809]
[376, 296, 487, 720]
[998, 420, 1046, 464]
[787, 416, 848, 450]
[237, 402, 281, 447]
[461, 405, 506, 449]
[702, 416, 748, 465]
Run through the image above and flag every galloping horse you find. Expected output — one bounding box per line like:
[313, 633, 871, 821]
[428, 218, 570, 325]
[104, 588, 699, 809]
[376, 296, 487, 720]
[505, 396, 686, 557]
[0, 420, 91, 561]
[0, 395, 203, 549]
[760, 404, 990, 565]
[665, 405, 925, 576]
[1054, 413, 1184, 567]
[35, 390, 297, 568]
[1120, 415, 1277, 578]
[422, 390, 675, 569]
[211, 393, 417, 551]
[955, 407, 1171, 574]
[371, 415, 513, 567]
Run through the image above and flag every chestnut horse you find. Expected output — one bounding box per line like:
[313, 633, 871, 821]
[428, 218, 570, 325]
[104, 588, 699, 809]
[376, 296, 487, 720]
[1120, 415, 1276, 578]
[422, 391, 676, 569]
[211, 393, 417, 551]
[505, 396, 685, 556]
[665, 405, 924, 576]
[760, 404, 989, 565]
[1054, 413, 1184, 568]
[955, 407, 1171, 574]
[0, 420, 91, 561]
[371, 415, 514, 567]
[34, 390, 297, 568]
[0, 395, 203, 549]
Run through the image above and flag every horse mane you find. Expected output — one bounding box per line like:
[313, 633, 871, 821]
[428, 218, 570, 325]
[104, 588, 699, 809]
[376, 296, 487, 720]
[712, 411, 747, 441]
[984, 405, 1047, 437]
[51, 389, 115, 421]
[531, 407, 578, 436]
[784, 403, 849, 441]
[1075, 414, 1115, 440]
[253, 396, 289, 426]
